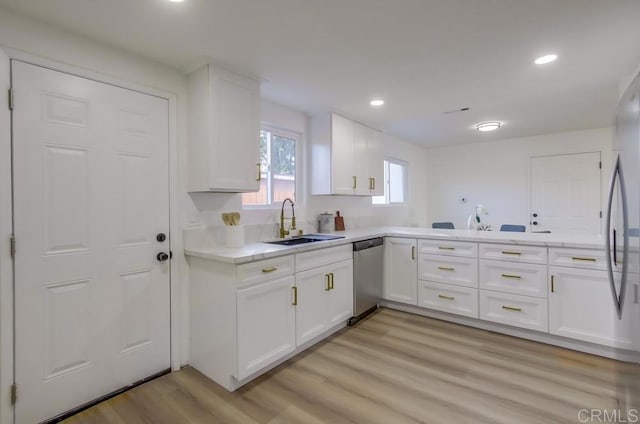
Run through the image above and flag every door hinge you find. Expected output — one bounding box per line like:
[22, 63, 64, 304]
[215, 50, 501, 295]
[7, 88, 13, 110]
[10, 383, 16, 405]
[10, 236, 15, 257]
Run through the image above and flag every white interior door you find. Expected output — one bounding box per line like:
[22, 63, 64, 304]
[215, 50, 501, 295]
[530, 152, 601, 234]
[12, 61, 171, 424]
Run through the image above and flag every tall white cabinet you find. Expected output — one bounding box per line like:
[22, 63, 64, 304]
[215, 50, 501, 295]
[384, 237, 417, 304]
[188, 64, 261, 192]
[310, 113, 383, 196]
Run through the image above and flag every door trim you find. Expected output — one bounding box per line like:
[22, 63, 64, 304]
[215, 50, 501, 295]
[0, 49, 184, 423]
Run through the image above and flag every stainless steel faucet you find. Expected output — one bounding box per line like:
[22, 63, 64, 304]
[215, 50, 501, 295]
[279, 198, 296, 238]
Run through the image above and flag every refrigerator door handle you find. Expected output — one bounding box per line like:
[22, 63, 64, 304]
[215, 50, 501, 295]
[605, 155, 629, 319]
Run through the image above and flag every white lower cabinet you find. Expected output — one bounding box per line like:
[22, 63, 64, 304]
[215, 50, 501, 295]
[548, 266, 639, 349]
[418, 254, 478, 288]
[237, 276, 296, 380]
[384, 237, 417, 304]
[418, 281, 478, 318]
[479, 290, 548, 332]
[295, 259, 353, 345]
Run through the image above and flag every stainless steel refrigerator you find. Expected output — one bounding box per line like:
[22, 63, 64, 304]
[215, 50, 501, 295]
[606, 70, 640, 415]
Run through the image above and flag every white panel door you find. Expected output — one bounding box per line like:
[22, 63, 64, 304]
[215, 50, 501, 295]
[384, 237, 418, 304]
[237, 276, 296, 380]
[327, 259, 354, 326]
[331, 114, 356, 195]
[530, 152, 601, 233]
[12, 61, 170, 423]
[295, 265, 331, 346]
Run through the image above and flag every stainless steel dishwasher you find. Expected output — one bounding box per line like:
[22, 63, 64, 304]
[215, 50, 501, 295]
[349, 237, 384, 325]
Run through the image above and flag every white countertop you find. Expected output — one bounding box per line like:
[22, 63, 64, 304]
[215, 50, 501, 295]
[184, 226, 606, 264]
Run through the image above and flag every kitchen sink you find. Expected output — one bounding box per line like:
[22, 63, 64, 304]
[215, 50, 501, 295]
[264, 234, 345, 246]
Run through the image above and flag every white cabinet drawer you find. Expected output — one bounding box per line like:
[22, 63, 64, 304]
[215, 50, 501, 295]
[237, 255, 294, 287]
[479, 290, 548, 332]
[418, 239, 477, 258]
[479, 260, 547, 298]
[479, 243, 547, 264]
[418, 254, 478, 288]
[418, 281, 478, 318]
[548, 248, 607, 271]
[295, 244, 352, 272]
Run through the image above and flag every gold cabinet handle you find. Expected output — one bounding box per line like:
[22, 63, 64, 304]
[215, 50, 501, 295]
[256, 163, 261, 181]
[571, 256, 597, 262]
[371, 177, 376, 190]
[368, 177, 373, 190]
[438, 246, 456, 251]
[502, 305, 522, 312]
[501, 273, 521, 279]
[551, 275, 555, 293]
[411, 246, 416, 260]
[501, 251, 521, 256]
[438, 294, 455, 300]
[261, 267, 278, 273]
[352, 176, 357, 189]
[438, 266, 455, 271]
[325, 274, 331, 291]
[329, 272, 334, 290]
[292, 286, 297, 306]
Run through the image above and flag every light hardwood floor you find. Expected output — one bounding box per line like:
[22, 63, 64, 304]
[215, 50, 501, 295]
[64, 308, 640, 424]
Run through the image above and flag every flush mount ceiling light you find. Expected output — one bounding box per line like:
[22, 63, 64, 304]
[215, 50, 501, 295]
[370, 99, 385, 107]
[167, 0, 185, 3]
[534, 54, 558, 65]
[476, 121, 502, 132]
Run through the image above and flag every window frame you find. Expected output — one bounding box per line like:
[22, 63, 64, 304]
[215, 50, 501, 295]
[372, 158, 409, 206]
[242, 125, 301, 209]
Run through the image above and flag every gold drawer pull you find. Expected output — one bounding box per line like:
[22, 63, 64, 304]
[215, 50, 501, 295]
[262, 267, 278, 273]
[325, 274, 331, 291]
[292, 286, 297, 306]
[502, 305, 522, 312]
[571, 256, 597, 262]
[256, 163, 261, 182]
[501, 274, 521, 279]
[329, 272, 334, 290]
[371, 177, 376, 190]
[352, 176, 357, 189]
[438, 246, 456, 251]
[411, 246, 416, 260]
[438, 266, 455, 271]
[438, 294, 455, 300]
[501, 251, 521, 256]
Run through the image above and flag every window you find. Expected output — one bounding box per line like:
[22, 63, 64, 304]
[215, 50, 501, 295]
[372, 159, 407, 205]
[242, 127, 297, 207]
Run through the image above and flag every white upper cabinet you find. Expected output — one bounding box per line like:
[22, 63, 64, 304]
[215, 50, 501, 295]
[188, 64, 261, 192]
[310, 113, 383, 196]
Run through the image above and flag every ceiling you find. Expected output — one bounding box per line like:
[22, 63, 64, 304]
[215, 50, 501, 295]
[1, 0, 639, 147]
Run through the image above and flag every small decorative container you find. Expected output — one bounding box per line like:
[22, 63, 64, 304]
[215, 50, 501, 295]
[224, 225, 245, 248]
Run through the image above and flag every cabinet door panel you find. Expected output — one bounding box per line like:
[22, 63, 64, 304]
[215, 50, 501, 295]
[418, 281, 478, 318]
[368, 129, 384, 196]
[353, 122, 370, 195]
[384, 238, 417, 304]
[295, 266, 331, 345]
[237, 276, 295, 380]
[328, 259, 354, 326]
[479, 260, 547, 298]
[549, 267, 638, 349]
[331, 114, 355, 195]
[418, 254, 478, 288]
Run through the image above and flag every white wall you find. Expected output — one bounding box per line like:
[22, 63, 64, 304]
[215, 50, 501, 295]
[425, 127, 612, 234]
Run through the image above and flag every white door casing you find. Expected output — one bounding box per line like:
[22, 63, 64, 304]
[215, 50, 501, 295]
[12, 61, 171, 423]
[530, 152, 602, 234]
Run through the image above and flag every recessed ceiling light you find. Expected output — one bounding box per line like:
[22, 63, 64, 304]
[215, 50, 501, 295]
[534, 54, 558, 65]
[370, 99, 385, 107]
[476, 121, 501, 132]
[168, 0, 185, 3]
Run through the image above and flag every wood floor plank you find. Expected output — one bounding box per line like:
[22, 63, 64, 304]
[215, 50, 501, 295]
[63, 308, 640, 424]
